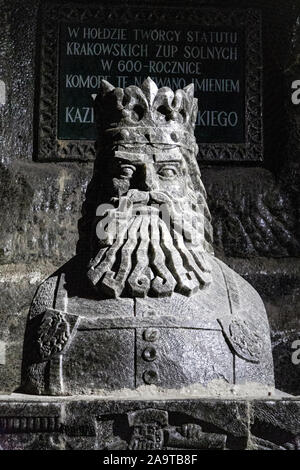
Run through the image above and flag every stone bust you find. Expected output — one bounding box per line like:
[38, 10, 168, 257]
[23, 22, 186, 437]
[21, 78, 274, 395]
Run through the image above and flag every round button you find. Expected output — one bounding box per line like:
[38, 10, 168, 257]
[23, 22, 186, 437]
[143, 328, 160, 342]
[143, 369, 158, 385]
[142, 347, 157, 362]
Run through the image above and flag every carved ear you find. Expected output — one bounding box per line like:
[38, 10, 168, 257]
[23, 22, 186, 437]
[100, 79, 115, 96]
[183, 83, 195, 99]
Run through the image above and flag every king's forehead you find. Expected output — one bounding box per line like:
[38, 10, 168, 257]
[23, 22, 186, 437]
[114, 146, 183, 164]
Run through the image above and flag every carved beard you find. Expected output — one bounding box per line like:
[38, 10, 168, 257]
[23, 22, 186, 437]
[87, 189, 212, 298]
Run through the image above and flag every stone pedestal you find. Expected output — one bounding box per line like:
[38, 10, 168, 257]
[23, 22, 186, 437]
[0, 394, 299, 450]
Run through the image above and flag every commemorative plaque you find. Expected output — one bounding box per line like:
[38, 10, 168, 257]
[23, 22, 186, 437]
[37, 4, 262, 161]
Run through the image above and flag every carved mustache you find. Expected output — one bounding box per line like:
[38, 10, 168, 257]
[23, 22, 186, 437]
[109, 189, 206, 249]
[112, 189, 184, 207]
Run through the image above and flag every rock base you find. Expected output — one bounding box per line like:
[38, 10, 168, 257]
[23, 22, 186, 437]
[0, 394, 299, 450]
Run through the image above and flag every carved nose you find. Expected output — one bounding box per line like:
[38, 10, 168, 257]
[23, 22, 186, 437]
[142, 165, 157, 191]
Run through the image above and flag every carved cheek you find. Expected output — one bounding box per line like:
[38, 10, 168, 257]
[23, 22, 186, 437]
[159, 177, 185, 196]
[112, 177, 131, 195]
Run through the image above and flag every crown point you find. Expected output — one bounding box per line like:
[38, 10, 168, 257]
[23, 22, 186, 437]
[100, 79, 115, 95]
[141, 77, 158, 106]
[183, 83, 195, 99]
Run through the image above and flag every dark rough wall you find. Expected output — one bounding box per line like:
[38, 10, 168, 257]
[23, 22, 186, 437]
[0, 0, 299, 395]
[0, 0, 39, 164]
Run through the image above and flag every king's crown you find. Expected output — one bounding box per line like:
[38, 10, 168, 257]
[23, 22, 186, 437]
[94, 77, 198, 149]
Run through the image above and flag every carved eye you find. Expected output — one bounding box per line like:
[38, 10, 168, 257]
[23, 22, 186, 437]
[158, 165, 179, 179]
[120, 165, 135, 179]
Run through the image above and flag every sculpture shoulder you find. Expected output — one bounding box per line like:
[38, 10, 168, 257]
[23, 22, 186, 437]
[211, 257, 273, 375]
[28, 256, 90, 319]
[29, 274, 60, 319]
[212, 257, 267, 322]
